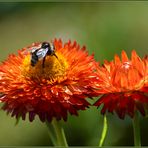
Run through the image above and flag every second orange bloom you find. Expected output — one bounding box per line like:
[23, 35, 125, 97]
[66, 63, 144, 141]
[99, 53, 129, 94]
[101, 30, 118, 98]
[94, 50, 148, 119]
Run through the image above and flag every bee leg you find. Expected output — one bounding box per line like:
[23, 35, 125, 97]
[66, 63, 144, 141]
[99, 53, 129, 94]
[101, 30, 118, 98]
[42, 56, 46, 68]
[53, 53, 58, 59]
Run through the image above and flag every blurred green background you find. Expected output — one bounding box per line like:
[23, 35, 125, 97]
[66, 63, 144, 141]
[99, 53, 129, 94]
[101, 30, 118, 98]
[0, 2, 148, 146]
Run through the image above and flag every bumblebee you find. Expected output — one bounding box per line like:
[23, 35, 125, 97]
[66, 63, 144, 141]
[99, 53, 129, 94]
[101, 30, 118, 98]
[31, 42, 58, 68]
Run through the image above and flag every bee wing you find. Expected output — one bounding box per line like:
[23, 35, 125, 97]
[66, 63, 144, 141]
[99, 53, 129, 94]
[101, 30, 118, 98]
[31, 47, 38, 53]
[22, 46, 40, 55]
[36, 48, 48, 59]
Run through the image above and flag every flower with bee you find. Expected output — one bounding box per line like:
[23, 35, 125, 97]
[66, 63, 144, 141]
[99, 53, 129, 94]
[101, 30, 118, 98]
[0, 39, 99, 122]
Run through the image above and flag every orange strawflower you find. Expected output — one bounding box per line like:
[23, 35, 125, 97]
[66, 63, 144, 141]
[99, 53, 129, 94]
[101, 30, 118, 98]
[0, 39, 99, 122]
[94, 50, 148, 119]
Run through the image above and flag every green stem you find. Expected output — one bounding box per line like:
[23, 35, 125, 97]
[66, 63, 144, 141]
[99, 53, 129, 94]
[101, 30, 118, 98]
[46, 121, 57, 146]
[99, 115, 108, 147]
[132, 112, 141, 146]
[52, 119, 68, 147]
[46, 119, 68, 147]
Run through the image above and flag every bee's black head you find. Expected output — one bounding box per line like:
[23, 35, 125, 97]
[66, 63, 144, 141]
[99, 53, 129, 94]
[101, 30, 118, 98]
[41, 42, 50, 49]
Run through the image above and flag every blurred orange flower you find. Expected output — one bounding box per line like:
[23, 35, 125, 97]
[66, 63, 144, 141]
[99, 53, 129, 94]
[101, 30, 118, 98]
[94, 50, 148, 119]
[0, 39, 99, 122]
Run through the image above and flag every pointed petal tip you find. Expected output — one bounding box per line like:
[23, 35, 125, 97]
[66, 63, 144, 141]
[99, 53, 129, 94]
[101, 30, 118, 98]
[114, 54, 121, 64]
[131, 49, 138, 56]
[121, 50, 129, 62]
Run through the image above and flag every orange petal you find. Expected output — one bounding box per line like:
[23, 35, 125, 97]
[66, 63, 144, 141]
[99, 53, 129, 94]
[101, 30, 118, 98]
[121, 50, 129, 62]
[114, 54, 121, 65]
[131, 50, 144, 76]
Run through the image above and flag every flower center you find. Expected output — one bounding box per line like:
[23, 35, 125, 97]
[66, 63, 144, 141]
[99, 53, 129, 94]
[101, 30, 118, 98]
[113, 62, 144, 90]
[22, 52, 68, 81]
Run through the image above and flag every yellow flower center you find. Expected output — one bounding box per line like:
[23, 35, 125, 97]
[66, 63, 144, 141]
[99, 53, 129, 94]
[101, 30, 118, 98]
[22, 52, 69, 81]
